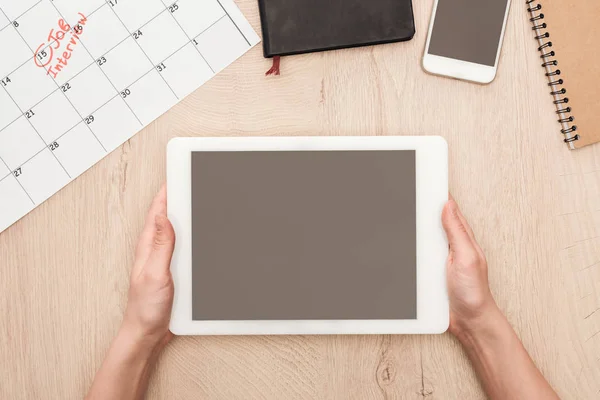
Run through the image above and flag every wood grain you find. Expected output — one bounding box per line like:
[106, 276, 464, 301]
[1, 1, 599, 398]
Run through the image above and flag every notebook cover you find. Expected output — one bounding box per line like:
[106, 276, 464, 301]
[257, 0, 415, 57]
[536, 0, 600, 148]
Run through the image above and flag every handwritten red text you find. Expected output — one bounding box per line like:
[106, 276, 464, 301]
[34, 12, 88, 79]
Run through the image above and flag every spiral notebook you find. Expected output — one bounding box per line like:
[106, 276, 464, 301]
[526, 0, 600, 149]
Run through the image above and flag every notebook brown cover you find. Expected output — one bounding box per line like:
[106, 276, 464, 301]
[257, 0, 415, 57]
[529, 0, 600, 148]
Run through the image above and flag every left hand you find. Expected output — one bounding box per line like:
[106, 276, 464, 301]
[121, 185, 176, 350]
[441, 198, 497, 338]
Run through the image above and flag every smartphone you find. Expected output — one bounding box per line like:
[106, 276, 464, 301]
[423, 0, 511, 84]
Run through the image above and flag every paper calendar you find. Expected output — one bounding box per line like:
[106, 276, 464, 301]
[0, 0, 259, 233]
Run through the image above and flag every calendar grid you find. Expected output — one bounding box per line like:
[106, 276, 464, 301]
[195, 15, 227, 42]
[0, 8, 74, 180]
[0, 93, 116, 186]
[0, 157, 13, 181]
[0, 82, 115, 180]
[50, 65, 157, 142]
[1, 7, 108, 159]
[2, 41, 58, 86]
[103, 1, 180, 100]
[0, 33, 133, 142]
[1, 142, 51, 183]
[1, 0, 108, 82]
[48, 1, 144, 127]
[0, 81, 73, 179]
[3, 0, 42, 28]
[0, 0, 214, 149]
[160, 0, 217, 73]
[0, 109, 24, 137]
[0, 0, 259, 232]
[0, 32, 202, 186]
[136, 1, 181, 32]
[0, 2, 184, 112]
[215, 0, 250, 46]
[0, 152, 34, 205]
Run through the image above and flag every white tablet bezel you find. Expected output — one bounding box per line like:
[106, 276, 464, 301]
[167, 136, 449, 335]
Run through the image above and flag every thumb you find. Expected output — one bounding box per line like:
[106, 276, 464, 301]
[147, 214, 176, 274]
[442, 200, 473, 252]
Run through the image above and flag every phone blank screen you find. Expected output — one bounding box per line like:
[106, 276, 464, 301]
[428, 0, 509, 66]
[190, 151, 417, 321]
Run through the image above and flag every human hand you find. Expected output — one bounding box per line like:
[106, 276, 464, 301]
[441, 198, 560, 400]
[121, 184, 175, 351]
[442, 198, 499, 338]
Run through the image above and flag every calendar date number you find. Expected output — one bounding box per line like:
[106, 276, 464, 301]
[36, 49, 48, 62]
[34, 13, 89, 79]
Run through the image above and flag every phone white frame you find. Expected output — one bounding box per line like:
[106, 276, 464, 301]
[422, 0, 512, 84]
[167, 136, 449, 335]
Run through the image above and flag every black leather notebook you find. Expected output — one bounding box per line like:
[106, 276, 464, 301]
[258, 0, 416, 57]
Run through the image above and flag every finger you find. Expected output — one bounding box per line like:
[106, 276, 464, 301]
[134, 185, 168, 272]
[136, 185, 167, 255]
[442, 200, 477, 253]
[448, 194, 477, 242]
[454, 203, 475, 243]
[146, 184, 168, 228]
[449, 195, 486, 260]
[143, 214, 176, 278]
[455, 205, 486, 260]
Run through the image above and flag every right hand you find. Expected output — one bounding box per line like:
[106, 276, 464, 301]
[441, 198, 499, 337]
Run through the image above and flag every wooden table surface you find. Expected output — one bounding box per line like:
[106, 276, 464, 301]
[1, 1, 599, 399]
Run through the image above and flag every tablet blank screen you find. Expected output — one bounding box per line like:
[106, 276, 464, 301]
[191, 151, 416, 320]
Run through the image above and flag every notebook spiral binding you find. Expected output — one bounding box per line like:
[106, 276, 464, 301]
[526, 0, 579, 144]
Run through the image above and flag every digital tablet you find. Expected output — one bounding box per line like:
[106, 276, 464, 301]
[167, 136, 449, 335]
